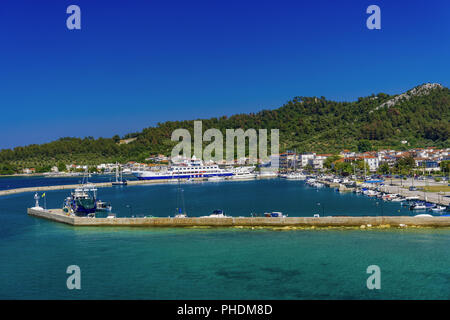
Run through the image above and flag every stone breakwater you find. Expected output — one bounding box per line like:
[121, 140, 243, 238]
[0, 179, 181, 197]
[0, 177, 264, 197]
[27, 208, 450, 228]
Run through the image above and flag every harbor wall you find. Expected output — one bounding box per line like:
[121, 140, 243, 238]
[0, 179, 181, 197]
[27, 208, 450, 228]
[0, 176, 266, 197]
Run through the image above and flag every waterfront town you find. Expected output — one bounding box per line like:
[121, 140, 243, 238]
[18, 146, 450, 176]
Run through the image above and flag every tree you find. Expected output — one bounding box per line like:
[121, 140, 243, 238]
[57, 162, 66, 172]
[36, 165, 51, 173]
[335, 161, 353, 176]
[323, 155, 341, 169]
[88, 166, 98, 173]
[0, 163, 17, 175]
[0, 85, 448, 168]
[112, 135, 121, 143]
[357, 140, 372, 152]
[440, 160, 450, 174]
[396, 156, 415, 170]
[378, 162, 390, 174]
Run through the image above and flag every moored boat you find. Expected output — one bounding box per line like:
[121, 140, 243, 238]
[63, 183, 98, 216]
[264, 211, 287, 218]
[133, 157, 233, 180]
[283, 172, 306, 180]
[201, 209, 229, 218]
[410, 202, 427, 210]
[231, 167, 257, 180]
[96, 200, 112, 212]
[112, 163, 128, 186]
[430, 205, 447, 212]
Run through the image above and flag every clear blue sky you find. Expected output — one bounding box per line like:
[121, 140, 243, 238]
[0, 0, 449, 149]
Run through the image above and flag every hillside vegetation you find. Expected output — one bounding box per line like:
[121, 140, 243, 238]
[0, 83, 448, 172]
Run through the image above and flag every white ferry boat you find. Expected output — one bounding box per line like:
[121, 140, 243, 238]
[133, 157, 233, 180]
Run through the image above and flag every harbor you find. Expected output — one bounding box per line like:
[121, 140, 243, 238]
[3, 176, 449, 300]
[2, 174, 449, 206]
[318, 178, 450, 206]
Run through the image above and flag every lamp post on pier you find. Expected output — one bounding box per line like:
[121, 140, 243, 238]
[376, 199, 384, 216]
[126, 204, 133, 217]
[317, 202, 324, 216]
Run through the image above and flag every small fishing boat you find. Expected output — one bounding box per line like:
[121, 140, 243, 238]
[430, 206, 447, 212]
[364, 190, 378, 197]
[414, 214, 433, 217]
[264, 211, 287, 218]
[96, 200, 112, 212]
[410, 202, 427, 210]
[63, 181, 98, 216]
[62, 172, 111, 217]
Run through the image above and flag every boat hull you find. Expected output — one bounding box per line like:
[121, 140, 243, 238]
[135, 173, 233, 180]
[73, 199, 97, 216]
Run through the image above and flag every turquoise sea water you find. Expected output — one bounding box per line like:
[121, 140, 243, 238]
[0, 179, 449, 299]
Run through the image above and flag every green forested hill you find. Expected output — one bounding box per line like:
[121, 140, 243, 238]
[1, 83, 449, 172]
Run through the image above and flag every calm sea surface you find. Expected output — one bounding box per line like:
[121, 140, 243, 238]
[0, 178, 448, 299]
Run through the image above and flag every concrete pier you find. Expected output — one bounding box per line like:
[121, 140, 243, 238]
[0, 179, 192, 197]
[27, 208, 450, 228]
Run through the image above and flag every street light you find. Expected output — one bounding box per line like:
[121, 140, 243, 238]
[126, 204, 133, 217]
[376, 200, 384, 215]
[317, 202, 324, 216]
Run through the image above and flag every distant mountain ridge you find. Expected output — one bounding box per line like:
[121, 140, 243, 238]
[0, 83, 449, 170]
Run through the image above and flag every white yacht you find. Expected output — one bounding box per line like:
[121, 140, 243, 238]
[258, 169, 278, 178]
[410, 203, 427, 210]
[201, 209, 229, 218]
[431, 206, 447, 212]
[363, 189, 378, 197]
[231, 166, 257, 180]
[284, 172, 306, 180]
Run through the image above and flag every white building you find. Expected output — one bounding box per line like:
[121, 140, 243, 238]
[364, 157, 379, 172]
[299, 153, 316, 167]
